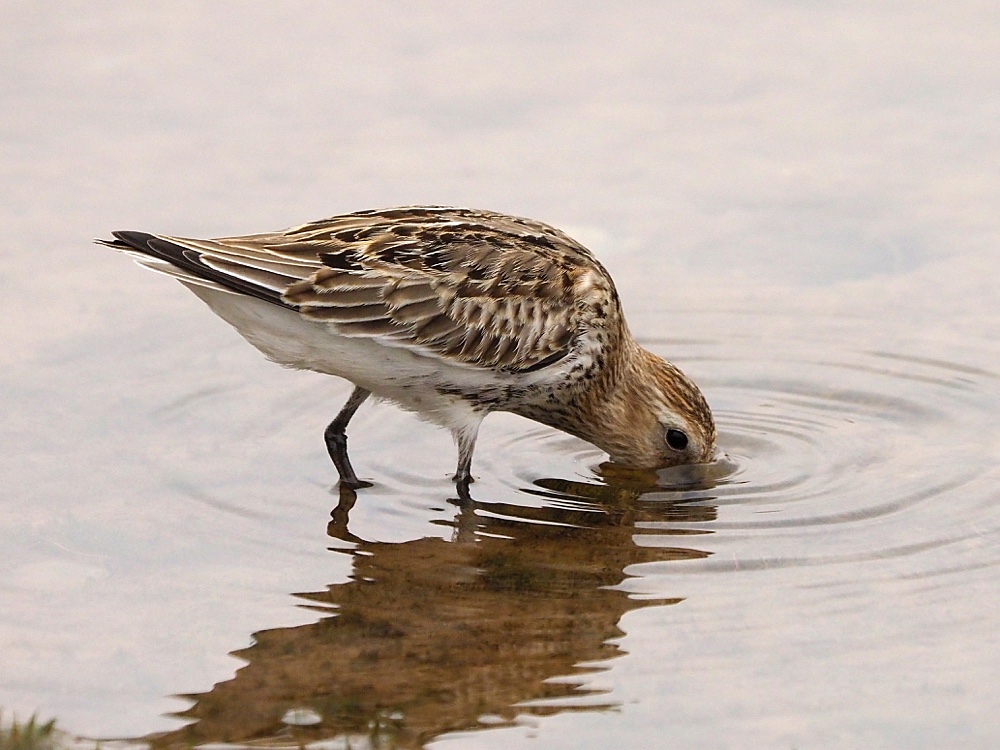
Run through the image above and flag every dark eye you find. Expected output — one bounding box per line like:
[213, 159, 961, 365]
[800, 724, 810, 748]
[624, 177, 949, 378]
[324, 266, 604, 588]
[666, 429, 688, 451]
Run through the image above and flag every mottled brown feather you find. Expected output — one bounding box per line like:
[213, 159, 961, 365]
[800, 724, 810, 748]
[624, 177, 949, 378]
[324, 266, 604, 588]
[151, 206, 620, 372]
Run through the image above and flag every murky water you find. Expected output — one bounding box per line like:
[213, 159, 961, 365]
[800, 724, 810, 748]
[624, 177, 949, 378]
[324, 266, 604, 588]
[3, 4, 1000, 748]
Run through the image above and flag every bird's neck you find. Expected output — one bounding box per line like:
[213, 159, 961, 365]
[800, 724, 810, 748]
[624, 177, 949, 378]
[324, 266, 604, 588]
[520, 334, 651, 458]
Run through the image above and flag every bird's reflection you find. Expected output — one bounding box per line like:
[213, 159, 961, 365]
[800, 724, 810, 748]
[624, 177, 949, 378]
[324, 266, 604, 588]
[151, 467, 721, 749]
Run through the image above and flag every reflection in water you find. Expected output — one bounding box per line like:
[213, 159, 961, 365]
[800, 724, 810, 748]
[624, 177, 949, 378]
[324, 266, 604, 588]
[150, 472, 719, 749]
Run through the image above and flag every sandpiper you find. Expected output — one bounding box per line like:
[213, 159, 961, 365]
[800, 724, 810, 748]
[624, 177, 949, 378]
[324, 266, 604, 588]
[100, 206, 715, 491]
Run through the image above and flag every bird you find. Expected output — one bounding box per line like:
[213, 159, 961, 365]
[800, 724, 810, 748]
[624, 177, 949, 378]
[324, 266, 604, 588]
[99, 206, 716, 493]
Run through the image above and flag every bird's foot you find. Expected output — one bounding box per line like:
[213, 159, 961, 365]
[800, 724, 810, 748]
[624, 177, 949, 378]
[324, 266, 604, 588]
[338, 476, 373, 490]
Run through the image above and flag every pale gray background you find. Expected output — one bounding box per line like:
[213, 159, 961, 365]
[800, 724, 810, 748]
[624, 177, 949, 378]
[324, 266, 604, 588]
[2, 2, 1000, 747]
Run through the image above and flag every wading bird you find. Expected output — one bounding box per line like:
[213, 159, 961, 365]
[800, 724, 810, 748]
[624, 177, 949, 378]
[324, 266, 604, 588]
[101, 206, 715, 493]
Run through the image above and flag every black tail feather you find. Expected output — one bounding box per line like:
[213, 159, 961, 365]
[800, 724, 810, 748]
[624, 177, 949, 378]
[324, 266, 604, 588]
[106, 231, 289, 308]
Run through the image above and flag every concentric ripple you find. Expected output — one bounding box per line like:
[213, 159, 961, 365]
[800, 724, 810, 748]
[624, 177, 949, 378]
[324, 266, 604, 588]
[396, 310, 1000, 582]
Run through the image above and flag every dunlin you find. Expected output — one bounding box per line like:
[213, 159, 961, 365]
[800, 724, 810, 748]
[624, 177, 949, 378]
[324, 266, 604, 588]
[100, 206, 715, 491]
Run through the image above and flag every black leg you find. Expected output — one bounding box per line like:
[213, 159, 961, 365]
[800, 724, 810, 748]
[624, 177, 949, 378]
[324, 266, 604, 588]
[324, 386, 372, 489]
[451, 420, 481, 498]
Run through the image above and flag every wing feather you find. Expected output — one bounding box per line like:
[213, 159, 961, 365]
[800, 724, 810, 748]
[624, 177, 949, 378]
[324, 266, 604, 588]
[413, 314, 459, 341]
[104, 206, 620, 372]
[200, 257, 298, 293]
[382, 283, 438, 306]
[391, 298, 444, 324]
[300, 303, 392, 323]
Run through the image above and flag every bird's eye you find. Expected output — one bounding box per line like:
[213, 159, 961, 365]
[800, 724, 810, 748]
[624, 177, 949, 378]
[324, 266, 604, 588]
[666, 429, 689, 451]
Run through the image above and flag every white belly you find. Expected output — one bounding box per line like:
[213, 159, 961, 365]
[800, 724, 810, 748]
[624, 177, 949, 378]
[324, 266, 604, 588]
[185, 284, 500, 431]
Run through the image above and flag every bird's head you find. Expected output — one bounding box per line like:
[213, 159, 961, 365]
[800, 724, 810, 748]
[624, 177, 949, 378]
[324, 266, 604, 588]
[588, 347, 716, 469]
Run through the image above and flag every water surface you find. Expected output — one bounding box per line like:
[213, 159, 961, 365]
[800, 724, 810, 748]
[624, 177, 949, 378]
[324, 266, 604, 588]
[2, 3, 1000, 748]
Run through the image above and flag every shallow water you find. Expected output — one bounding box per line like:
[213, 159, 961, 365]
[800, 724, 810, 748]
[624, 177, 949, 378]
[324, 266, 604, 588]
[3, 4, 1000, 748]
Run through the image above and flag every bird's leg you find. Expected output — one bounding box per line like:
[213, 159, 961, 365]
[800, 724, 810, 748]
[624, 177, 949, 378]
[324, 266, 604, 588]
[452, 417, 483, 501]
[452, 427, 477, 485]
[324, 386, 372, 489]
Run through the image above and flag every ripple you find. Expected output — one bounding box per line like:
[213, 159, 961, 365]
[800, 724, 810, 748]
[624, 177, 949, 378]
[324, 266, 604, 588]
[450, 334, 1000, 581]
[277, 318, 1000, 598]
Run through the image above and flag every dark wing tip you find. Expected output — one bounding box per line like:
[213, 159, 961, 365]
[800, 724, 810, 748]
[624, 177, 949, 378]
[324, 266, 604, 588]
[95, 231, 158, 252]
[105, 231, 190, 270]
[102, 230, 289, 308]
[110, 230, 157, 251]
